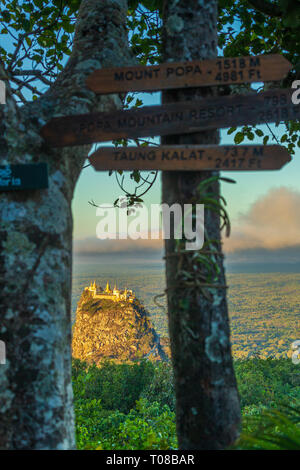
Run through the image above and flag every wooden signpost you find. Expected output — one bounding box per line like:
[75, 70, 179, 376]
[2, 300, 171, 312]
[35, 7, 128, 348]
[39, 54, 294, 177]
[89, 145, 291, 171]
[0, 163, 48, 191]
[86, 54, 292, 94]
[2, 55, 292, 193]
[41, 88, 299, 147]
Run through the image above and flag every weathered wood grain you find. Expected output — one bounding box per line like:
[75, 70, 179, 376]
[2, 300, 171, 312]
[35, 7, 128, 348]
[86, 55, 291, 93]
[41, 88, 299, 147]
[89, 145, 291, 171]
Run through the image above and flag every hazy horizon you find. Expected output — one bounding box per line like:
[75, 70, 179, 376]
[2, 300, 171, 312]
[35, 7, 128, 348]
[72, 258, 300, 360]
[73, 250, 300, 274]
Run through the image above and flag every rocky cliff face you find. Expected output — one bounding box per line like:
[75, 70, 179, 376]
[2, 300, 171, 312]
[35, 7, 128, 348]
[72, 289, 169, 365]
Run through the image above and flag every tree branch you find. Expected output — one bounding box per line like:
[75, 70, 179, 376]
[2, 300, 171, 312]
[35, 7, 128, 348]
[4, 0, 135, 178]
[11, 70, 53, 86]
[10, 76, 42, 96]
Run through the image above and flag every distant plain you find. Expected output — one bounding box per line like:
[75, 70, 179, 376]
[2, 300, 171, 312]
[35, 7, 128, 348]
[73, 255, 300, 359]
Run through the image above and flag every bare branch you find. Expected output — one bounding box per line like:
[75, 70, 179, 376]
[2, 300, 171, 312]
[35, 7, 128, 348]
[8, 35, 25, 69]
[12, 70, 53, 86]
[14, 88, 27, 105]
[10, 76, 42, 96]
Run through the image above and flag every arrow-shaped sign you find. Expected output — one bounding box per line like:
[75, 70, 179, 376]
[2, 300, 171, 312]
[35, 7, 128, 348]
[89, 145, 291, 171]
[41, 88, 299, 148]
[86, 55, 291, 94]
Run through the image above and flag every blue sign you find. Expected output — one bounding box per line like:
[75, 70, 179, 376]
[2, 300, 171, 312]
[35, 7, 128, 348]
[0, 163, 48, 191]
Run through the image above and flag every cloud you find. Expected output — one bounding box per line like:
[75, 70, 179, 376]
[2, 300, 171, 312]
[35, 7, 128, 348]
[224, 187, 300, 253]
[73, 236, 163, 255]
[74, 187, 300, 264]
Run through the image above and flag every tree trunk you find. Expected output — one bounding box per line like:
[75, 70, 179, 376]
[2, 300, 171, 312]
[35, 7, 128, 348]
[0, 0, 133, 449]
[162, 0, 241, 449]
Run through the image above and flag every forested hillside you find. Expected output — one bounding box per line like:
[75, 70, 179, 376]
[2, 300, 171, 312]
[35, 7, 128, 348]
[72, 358, 300, 450]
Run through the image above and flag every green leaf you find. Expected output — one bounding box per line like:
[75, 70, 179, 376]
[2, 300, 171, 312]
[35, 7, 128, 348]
[1, 10, 11, 22]
[22, 19, 31, 32]
[263, 136, 269, 145]
[227, 127, 237, 135]
[234, 132, 245, 144]
[62, 21, 75, 33]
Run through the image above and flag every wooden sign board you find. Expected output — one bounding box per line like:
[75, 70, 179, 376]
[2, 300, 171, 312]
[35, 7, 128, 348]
[41, 88, 300, 147]
[86, 55, 291, 94]
[0, 163, 48, 191]
[89, 145, 291, 171]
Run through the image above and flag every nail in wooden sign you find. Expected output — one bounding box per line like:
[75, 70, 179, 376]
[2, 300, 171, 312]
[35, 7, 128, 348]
[86, 55, 291, 94]
[89, 145, 291, 171]
[41, 88, 299, 147]
[0, 163, 48, 191]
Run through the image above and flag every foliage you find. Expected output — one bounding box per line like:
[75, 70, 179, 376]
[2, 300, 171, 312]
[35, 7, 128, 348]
[234, 358, 300, 408]
[72, 358, 156, 413]
[74, 398, 109, 450]
[72, 359, 176, 450]
[127, 0, 162, 66]
[218, 0, 300, 152]
[140, 361, 175, 411]
[236, 405, 300, 450]
[72, 357, 300, 450]
[97, 399, 177, 450]
[0, 0, 80, 101]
